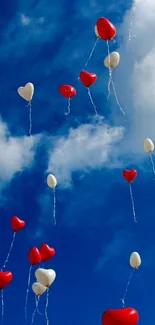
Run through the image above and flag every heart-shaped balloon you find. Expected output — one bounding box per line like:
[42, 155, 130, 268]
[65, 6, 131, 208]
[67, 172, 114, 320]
[79, 71, 97, 87]
[32, 282, 47, 296]
[11, 216, 25, 232]
[35, 268, 56, 287]
[40, 244, 56, 261]
[95, 17, 116, 40]
[28, 247, 41, 265]
[123, 170, 137, 183]
[59, 85, 76, 98]
[17, 82, 34, 102]
[0, 271, 13, 289]
[102, 307, 139, 325]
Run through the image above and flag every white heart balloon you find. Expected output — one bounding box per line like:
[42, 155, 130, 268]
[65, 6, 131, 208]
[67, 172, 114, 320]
[17, 82, 34, 102]
[32, 282, 47, 296]
[35, 268, 56, 287]
[47, 174, 57, 189]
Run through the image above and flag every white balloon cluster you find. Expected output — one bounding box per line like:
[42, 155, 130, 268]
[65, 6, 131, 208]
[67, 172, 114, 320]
[32, 268, 56, 296]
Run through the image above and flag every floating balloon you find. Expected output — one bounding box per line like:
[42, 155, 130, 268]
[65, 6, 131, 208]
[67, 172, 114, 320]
[104, 52, 120, 68]
[121, 252, 141, 307]
[17, 82, 34, 136]
[102, 307, 139, 325]
[25, 247, 41, 320]
[11, 216, 25, 231]
[144, 138, 155, 178]
[2, 216, 25, 270]
[123, 170, 137, 222]
[47, 174, 57, 225]
[47, 174, 57, 188]
[79, 71, 98, 115]
[32, 282, 47, 296]
[144, 138, 154, 152]
[40, 244, 56, 262]
[35, 268, 56, 288]
[95, 17, 116, 40]
[130, 252, 141, 269]
[0, 271, 13, 289]
[28, 247, 42, 265]
[59, 84, 76, 115]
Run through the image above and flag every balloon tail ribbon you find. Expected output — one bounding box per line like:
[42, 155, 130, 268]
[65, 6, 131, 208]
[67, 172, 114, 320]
[45, 289, 49, 325]
[2, 232, 16, 269]
[53, 188, 56, 226]
[87, 88, 98, 116]
[35, 296, 42, 315]
[25, 265, 32, 319]
[26, 101, 32, 136]
[149, 153, 155, 179]
[30, 296, 41, 325]
[83, 38, 99, 70]
[1, 290, 4, 325]
[128, 0, 137, 41]
[64, 97, 71, 116]
[111, 80, 125, 115]
[129, 183, 137, 223]
[121, 269, 135, 307]
[106, 40, 112, 98]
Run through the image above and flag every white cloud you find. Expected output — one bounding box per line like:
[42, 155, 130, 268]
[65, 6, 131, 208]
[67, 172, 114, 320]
[47, 117, 124, 187]
[114, 0, 155, 152]
[0, 119, 39, 185]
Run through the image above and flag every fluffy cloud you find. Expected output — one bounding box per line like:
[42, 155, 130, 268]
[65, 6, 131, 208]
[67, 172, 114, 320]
[115, 0, 155, 152]
[0, 118, 39, 185]
[47, 117, 124, 187]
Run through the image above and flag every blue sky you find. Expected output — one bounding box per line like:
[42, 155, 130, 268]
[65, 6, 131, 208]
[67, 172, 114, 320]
[0, 0, 155, 324]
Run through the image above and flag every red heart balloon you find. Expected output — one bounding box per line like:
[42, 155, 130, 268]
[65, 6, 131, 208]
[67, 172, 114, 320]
[40, 244, 56, 261]
[59, 85, 76, 98]
[96, 17, 116, 40]
[79, 71, 97, 87]
[123, 170, 137, 183]
[28, 247, 41, 265]
[102, 308, 139, 325]
[11, 216, 25, 232]
[0, 271, 13, 289]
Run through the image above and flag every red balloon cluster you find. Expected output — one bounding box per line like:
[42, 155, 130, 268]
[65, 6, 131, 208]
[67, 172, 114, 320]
[59, 16, 116, 111]
[28, 244, 56, 265]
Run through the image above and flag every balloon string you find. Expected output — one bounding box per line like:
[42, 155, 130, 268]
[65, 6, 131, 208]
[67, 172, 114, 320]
[25, 265, 32, 319]
[30, 296, 41, 325]
[1, 290, 4, 325]
[2, 232, 16, 269]
[87, 88, 98, 116]
[35, 296, 42, 315]
[53, 189, 56, 226]
[45, 289, 49, 325]
[106, 40, 112, 98]
[83, 38, 99, 70]
[149, 153, 155, 179]
[128, 0, 137, 41]
[64, 97, 71, 116]
[26, 101, 32, 136]
[129, 183, 137, 223]
[111, 80, 125, 115]
[121, 269, 135, 307]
